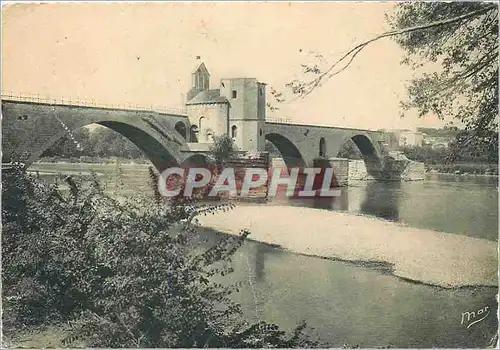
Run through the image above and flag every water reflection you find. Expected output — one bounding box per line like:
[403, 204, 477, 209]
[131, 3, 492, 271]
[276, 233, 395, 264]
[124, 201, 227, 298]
[254, 243, 272, 282]
[218, 235, 498, 348]
[31, 162, 498, 241]
[274, 181, 401, 222]
[430, 173, 498, 186]
[359, 181, 401, 221]
[28, 163, 499, 347]
[272, 175, 497, 241]
[305, 194, 349, 211]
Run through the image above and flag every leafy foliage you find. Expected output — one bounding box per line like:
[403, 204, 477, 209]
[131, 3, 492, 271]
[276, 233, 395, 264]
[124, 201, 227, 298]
[2, 165, 318, 348]
[264, 141, 281, 158]
[416, 126, 459, 138]
[209, 134, 238, 166]
[447, 125, 498, 164]
[274, 3, 498, 160]
[402, 135, 498, 167]
[388, 2, 499, 157]
[2, 166, 101, 329]
[400, 145, 449, 165]
[41, 128, 90, 158]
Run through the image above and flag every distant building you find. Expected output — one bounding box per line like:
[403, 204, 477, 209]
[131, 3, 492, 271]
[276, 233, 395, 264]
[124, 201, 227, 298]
[422, 135, 452, 150]
[417, 127, 458, 150]
[185, 62, 266, 151]
[388, 129, 424, 147]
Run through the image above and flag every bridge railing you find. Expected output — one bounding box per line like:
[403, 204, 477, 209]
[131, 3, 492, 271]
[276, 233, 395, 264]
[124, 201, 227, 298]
[266, 116, 293, 124]
[0, 92, 188, 116]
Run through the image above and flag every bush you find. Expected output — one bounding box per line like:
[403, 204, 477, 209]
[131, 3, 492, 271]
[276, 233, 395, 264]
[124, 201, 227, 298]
[400, 146, 448, 164]
[401, 144, 498, 167]
[209, 134, 238, 166]
[2, 165, 318, 348]
[2, 166, 104, 328]
[431, 163, 499, 175]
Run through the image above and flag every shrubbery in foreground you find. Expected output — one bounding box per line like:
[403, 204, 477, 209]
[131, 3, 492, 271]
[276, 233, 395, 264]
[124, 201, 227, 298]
[2, 165, 317, 348]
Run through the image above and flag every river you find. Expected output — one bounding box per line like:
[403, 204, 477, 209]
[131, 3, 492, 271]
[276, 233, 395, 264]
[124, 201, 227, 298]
[30, 162, 498, 348]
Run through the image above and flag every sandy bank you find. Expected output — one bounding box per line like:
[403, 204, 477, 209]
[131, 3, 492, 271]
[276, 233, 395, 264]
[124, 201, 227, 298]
[198, 205, 498, 288]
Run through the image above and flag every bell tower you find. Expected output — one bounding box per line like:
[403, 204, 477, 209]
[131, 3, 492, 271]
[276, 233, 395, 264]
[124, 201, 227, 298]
[221, 78, 266, 152]
[187, 62, 210, 101]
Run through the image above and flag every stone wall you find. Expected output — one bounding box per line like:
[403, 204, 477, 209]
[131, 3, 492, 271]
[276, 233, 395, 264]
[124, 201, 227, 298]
[348, 159, 376, 184]
[186, 103, 228, 142]
[400, 161, 426, 181]
[222, 151, 269, 200]
[327, 158, 349, 187]
[380, 152, 425, 181]
[265, 157, 424, 197]
[348, 158, 425, 183]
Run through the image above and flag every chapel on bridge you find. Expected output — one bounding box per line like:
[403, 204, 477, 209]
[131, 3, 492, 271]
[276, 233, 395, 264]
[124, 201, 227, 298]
[184, 62, 267, 152]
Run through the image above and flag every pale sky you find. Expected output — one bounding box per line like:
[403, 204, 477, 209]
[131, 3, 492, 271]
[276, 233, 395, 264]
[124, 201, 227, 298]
[1, 2, 449, 131]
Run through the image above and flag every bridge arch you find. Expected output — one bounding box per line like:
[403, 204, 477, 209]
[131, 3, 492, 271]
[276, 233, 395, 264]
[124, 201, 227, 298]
[339, 133, 382, 176]
[174, 121, 187, 139]
[350, 134, 379, 158]
[2, 100, 193, 171]
[265, 132, 306, 169]
[28, 120, 181, 170]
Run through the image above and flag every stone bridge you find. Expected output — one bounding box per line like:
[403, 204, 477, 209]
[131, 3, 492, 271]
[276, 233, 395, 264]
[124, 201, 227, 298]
[1, 97, 397, 179]
[264, 122, 392, 177]
[1, 98, 191, 170]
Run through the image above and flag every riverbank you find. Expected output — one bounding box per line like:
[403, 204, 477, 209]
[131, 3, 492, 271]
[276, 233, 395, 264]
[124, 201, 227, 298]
[425, 163, 498, 176]
[37, 156, 150, 165]
[29, 159, 500, 178]
[427, 169, 499, 178]
[198, 205, 498, 289]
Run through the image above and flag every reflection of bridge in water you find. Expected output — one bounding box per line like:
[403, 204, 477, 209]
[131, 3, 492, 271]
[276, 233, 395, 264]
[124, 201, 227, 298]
[269, 180, 401, 222]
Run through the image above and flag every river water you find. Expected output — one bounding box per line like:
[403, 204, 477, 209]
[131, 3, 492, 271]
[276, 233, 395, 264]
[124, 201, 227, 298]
[30, 162, 498, 347]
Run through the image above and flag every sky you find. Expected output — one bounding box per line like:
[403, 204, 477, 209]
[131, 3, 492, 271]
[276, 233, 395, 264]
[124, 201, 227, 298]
[1, 2, 450, 131]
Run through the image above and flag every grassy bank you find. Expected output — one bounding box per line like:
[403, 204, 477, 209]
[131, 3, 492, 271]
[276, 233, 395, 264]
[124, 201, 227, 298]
[425, 163, 498, 176]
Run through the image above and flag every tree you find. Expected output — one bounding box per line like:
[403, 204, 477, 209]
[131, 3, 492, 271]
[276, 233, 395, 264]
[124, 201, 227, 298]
[2, 165, 318, 348]
[39, 126, 147, 160]
[450, 129, 498, 163]
[281, 3, 498, 160]
[42, 127, 91, 158]
[209, 134, 238, 166]
[388, 3, 498, 160]
[400, 145, 448, 165]
[88, 127, 145, 159]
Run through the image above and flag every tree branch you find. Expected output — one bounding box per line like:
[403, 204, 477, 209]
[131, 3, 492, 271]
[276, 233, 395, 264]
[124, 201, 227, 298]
[294, 4, 497, 98]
